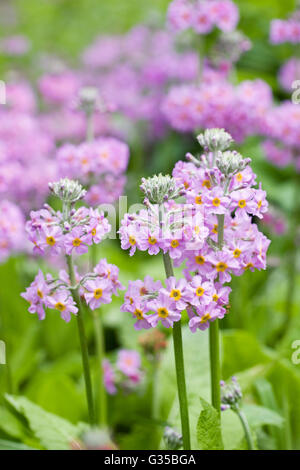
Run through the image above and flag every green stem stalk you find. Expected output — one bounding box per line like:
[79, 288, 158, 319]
[66, 255, 95, 425]
[236, 407, 255, 450]
[209, 321, 221, 415]
[92, 310, 107, 427]
[209, 214, 225, 414]
[86, 110, 94, 143]
[162, 252, 191, 450]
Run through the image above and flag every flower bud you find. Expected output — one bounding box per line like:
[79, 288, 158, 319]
[216, 150, 249, 176]
[221, 376, 243, 411]
[140, 174, 183, 204]
[49, 178, 87, 203]
[163, 426, 183, 450]
[197, 128, 233, 152]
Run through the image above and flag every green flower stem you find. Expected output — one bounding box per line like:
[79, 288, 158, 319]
[209, 214, 225, 414]
[86, 110, 94, 143]
[209, 320, 221, 415]
[162, 252, 191, 450]
[236, 407, 255, 450]
[92, 309, 107, 427]
[66, 254, 95, 426]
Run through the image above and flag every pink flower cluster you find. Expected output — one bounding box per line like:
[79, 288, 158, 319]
[261, 207, 287, 236]
[103, 350, 142, 395]
[121, 275, 230, 332]
[81, 25, 199, 138]
[0, 200, 25, 263]
[119, 201, 209, 258]
[0, 81, 56, 211]
[167, 0, 239, 34]
[57, 138, 129, 205]
[278, 58, 300, 92]
[162, 79, 272, 142]
[263, 103, 300, 171]
[21, 258, 123, 322]
[26, 204, 111, 257]
[270, 19, 300, 44]
[0, 34, 31, 56]
[120, 130, 270, 333]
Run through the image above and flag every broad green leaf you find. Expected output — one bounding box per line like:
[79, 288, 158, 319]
[197, 398, 224, 450]
[0, 438, 37, 450]
[5, 395, 87, 450]
[0, 406, 27, 440]
[243, 404, 284, 429]
[25, 373, 85, 423]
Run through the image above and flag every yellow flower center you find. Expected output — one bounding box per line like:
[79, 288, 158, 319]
[257, 200, 262, 209]
[91, 228, 96, 236]
[55, 302, 66, 312]
[171, 240, 179, 248]
[94, 288, 103, 299]
[244, 262, 254, 271]
[158, 307, 169, 318]
[72, 238, 82, 247]
[238, 200, 246, 208]
[194, 225, 200, 234]
[216, 262, 228, 272]
[233, 248, 241, 258]
[46, 236, 56, 246]
[37, 289, 43, 299]
[195, 195, 202, 205]
[148, 236, 157, 245]
[200, 313, 211, 323]
[195, 255, 205, 265]
[129, 236, 136, 246]
[184, 181, 189, 189]
[212, 294, 219, 302]
[140, 287, 148, 296]
[212, 197, 221, 207]
[202, 179, 211, 189]
[134, 309, 144, 320]
[212, 224, 218, 234]
[236, 173, 243, 182]
[100, 151, 109, 159]
[170, 289, 181, 301]
[196, 287, 204, 297]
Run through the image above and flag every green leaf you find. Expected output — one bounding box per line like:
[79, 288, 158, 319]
[243, 404, 284, 429]
[0, 438, 37, 450]
[197, 398, 224, 450]
[5, 395, 87, 450]
[0, 406, 27, 440]
[157, 328, 244, 450]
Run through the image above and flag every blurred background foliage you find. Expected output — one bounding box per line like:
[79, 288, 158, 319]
[0, 0, 300, 450]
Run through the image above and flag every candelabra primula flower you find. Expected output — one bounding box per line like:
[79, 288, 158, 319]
[0, 200, 25, 263]
[121, 130, 270, 334]
[83, 278, 113, 310]
[22, 178, 123, 322]
[26, 187, 111, 257]
[103, 350, 143, 394]
[57, 138, 129, 205]
[167, 0, 239, 34]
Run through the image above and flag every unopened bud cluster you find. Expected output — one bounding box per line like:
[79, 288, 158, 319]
[49, 178, 86, 204]
[163, 426, 183, 450]
[220, 376, 243, 411]
[216, 150, 251, 177]
[140, 174, 184, 204]
[197, 128, 233, 153]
